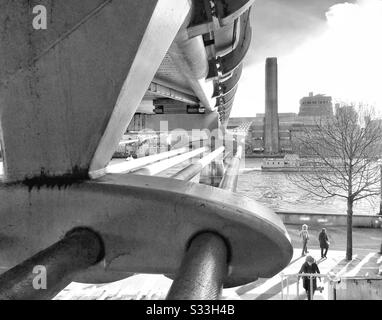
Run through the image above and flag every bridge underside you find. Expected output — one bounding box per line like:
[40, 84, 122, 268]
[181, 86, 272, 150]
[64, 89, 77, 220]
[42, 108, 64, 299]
[0, 0, 293, 299]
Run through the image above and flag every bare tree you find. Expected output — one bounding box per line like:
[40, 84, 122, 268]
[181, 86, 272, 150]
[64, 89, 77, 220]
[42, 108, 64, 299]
[289, 105, 382, 261]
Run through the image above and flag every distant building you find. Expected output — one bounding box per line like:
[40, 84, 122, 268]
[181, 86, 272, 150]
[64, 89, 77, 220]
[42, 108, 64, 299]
[299, 92, 333, 117]
[335, 104, 356, 117]
[228, 92, 334, 155]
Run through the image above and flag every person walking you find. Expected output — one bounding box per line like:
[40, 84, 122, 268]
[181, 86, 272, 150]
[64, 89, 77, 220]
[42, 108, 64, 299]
[299, 255, 321, 300]
[299, 224, 309, 256]
[318, 228, 330, 258]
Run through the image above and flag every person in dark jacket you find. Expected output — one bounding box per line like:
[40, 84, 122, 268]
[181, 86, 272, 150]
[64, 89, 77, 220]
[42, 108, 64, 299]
[318, 228, 330, 258]
[299, 255, 321, 300]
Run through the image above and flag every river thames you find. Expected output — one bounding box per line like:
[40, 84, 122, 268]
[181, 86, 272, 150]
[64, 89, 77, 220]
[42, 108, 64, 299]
[237, 158, 379, 216]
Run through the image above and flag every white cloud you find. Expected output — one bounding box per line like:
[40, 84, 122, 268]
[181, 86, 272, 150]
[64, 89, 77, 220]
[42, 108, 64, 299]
[232, 0, 382, 116]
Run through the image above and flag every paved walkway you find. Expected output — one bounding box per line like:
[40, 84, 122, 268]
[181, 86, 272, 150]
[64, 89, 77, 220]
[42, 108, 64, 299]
[55, 226, 382, 300]
[55, 246, 382, 300]
[222, 248, 382, 300]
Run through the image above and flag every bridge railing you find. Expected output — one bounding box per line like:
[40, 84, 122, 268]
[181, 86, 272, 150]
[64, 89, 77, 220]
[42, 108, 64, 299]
[280, 273, 328, 300]
[280, 272, 381, 300]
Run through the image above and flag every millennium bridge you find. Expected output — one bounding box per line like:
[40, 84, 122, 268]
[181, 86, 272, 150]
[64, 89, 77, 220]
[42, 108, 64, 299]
[0, 0, 293, 300]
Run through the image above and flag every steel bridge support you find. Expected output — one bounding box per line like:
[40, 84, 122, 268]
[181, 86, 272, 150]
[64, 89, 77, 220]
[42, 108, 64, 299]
[166, 233, 228, 300]
[0, 228, 104, 300]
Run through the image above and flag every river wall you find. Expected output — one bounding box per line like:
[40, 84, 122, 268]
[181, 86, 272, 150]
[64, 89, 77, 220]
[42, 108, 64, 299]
[277, 211, 382, 228]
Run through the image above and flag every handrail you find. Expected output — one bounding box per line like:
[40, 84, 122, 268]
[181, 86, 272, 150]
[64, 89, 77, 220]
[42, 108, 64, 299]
[219, 145, 242, 192]
[134, 147, 207, 176]
[284, 273, 327, 278]
[172, 147, 225, 181]
[105, 147, 189, 174]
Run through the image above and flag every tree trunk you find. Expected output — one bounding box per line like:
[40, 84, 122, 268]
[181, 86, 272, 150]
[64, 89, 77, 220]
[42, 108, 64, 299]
[380, 164, 382, 215]
[346, 198, 353, 261]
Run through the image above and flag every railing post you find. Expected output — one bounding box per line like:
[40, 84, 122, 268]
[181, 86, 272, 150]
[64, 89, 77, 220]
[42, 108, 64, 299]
[0, 227, 104, 300]
[211, 136, 216, 185]
[172, 147, 225, 181]
[286, 276, 290, 300]
[219, 145, 242, 192]
[297, 275, 300, 299]
[233, 134, 238, 155]
[166, 232, 228, 300]
[157, 133, 161, 153]
[167, 134, 172, 152]
[310, 276, 313, 300]
[280, 273, 284, 300]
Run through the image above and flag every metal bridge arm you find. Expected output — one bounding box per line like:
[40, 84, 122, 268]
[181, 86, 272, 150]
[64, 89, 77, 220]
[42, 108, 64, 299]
[0, 228, 104, 300]
[166, 232, 228, 300]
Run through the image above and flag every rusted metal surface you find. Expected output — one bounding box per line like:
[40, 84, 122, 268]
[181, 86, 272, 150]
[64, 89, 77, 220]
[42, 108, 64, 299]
[0, 228, 104, 300]
[166, 232, 228, 300]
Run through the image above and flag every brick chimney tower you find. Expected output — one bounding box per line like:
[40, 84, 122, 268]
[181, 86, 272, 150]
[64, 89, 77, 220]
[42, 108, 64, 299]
[264, 57, 280, 154]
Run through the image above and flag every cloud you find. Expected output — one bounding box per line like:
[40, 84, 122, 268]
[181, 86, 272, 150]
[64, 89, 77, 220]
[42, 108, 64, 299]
[246, 0, 333, 66]
[232, 0, 382, 117]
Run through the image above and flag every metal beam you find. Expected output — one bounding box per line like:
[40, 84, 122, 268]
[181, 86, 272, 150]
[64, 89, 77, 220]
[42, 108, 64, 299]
[90, 0, 193, 174]
[103, 147, 189, 175]
[0, 228, 104, 300]
[168, 36, 216, 111]
[207, 9, 252, 80]
[0, 0, 192, 182]
[213, 63, 243, 97]
[187, 0, 255, 38]
[148, 82, 199, 105]
[216, 85, 238, 107]
[219, 145, 243, 192]
[166, 232, 228, 300]
[215, 0, 255, 26]
[134, 147, 208, 176]
[172, 146, 225, 181]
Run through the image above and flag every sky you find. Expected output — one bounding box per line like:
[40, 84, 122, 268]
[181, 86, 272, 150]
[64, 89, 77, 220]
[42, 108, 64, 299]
[231, 0, 382, 117]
